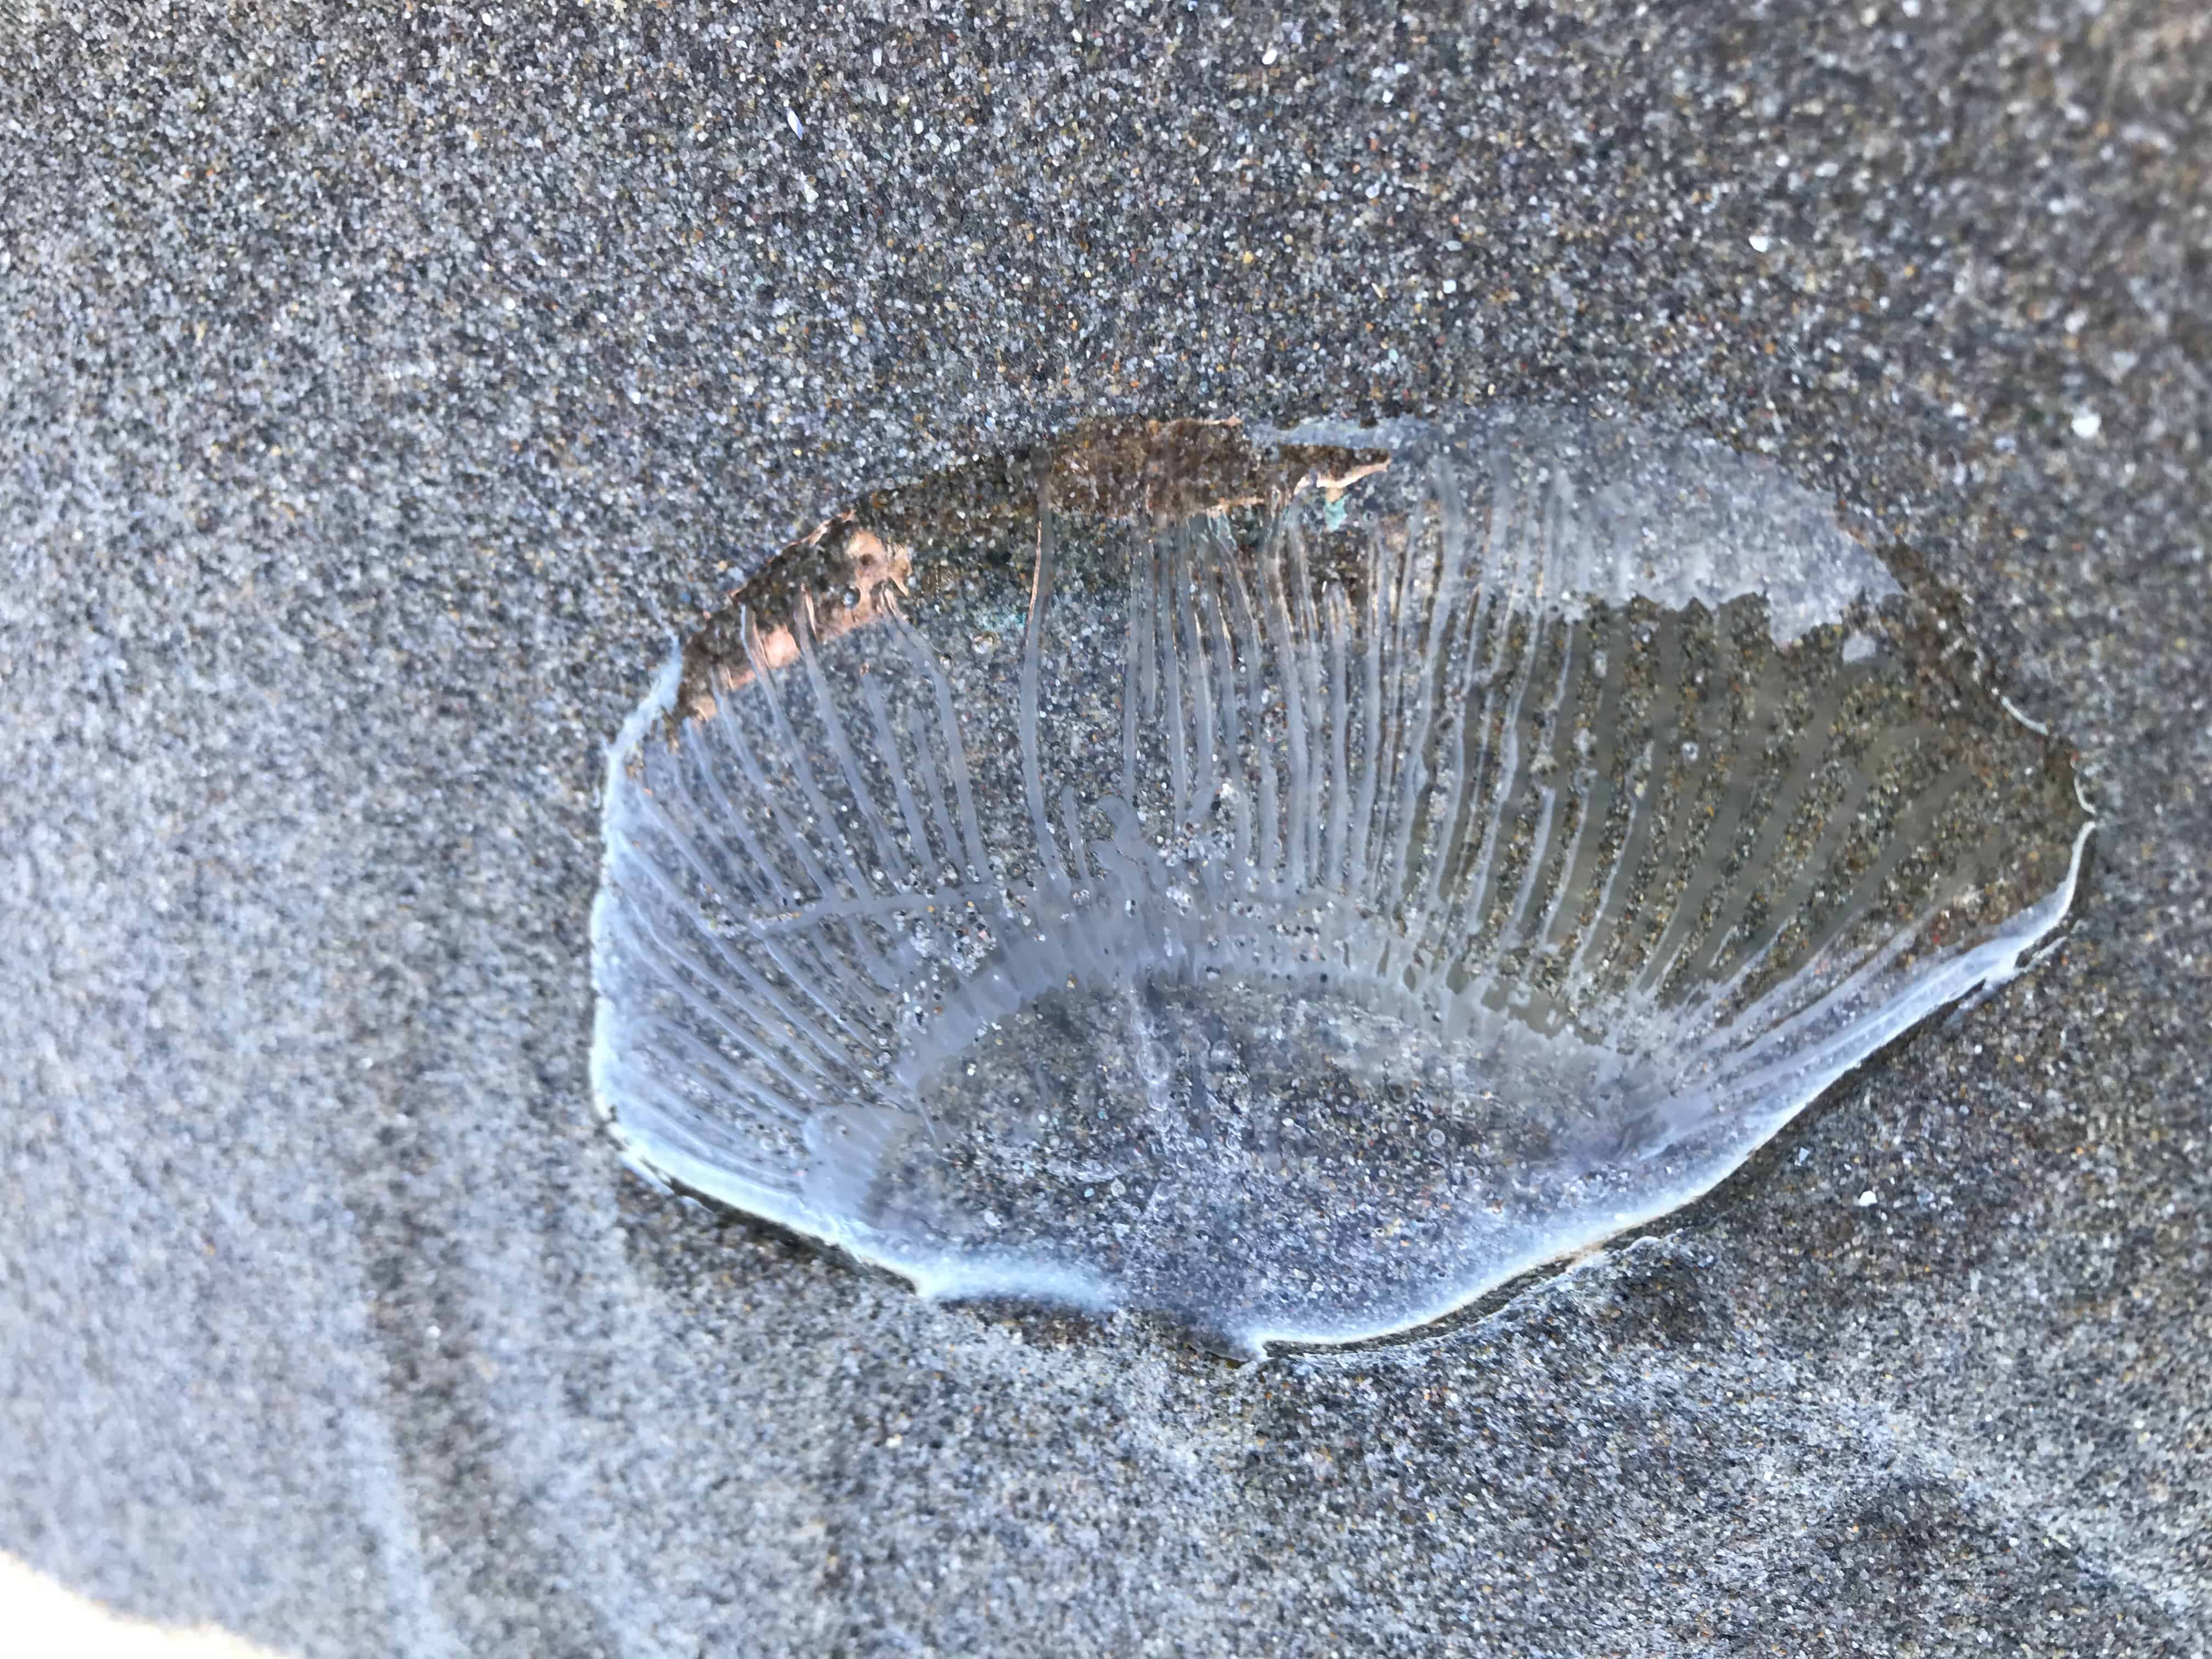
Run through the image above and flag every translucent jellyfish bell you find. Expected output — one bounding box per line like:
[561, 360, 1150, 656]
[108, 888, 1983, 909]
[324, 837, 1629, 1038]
[590, 408, 2092, 1357]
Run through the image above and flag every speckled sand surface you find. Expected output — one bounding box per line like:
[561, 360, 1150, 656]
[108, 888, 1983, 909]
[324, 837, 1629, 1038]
[2, 3, 2207, 1655]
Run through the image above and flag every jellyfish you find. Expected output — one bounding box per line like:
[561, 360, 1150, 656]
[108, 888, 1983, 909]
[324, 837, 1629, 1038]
[588, 406, 2092, 1357]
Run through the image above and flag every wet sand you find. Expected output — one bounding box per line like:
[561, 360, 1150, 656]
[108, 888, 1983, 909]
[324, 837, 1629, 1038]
[2, 2, 2206, 1652]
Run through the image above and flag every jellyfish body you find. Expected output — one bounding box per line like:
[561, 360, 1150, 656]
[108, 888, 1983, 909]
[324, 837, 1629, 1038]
[590, 407, 2091, 1356]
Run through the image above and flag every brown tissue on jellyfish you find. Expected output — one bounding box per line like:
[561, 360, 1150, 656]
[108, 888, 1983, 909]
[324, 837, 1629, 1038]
[588, 407, 2093, 1358]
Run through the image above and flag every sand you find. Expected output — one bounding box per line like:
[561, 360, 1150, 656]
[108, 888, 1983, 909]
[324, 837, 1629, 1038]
[2, 1, 2206, 1652]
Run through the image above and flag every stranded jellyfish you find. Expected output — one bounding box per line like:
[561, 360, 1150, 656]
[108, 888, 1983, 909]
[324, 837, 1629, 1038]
[589, 407, 2092, 1356]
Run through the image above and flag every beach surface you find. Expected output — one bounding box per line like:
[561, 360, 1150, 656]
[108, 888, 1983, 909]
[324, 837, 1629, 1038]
[2, 1, 2207, 1652]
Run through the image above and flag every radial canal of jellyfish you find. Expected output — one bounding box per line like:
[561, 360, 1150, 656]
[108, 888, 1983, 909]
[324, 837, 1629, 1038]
[588, 406, 2095, 1358]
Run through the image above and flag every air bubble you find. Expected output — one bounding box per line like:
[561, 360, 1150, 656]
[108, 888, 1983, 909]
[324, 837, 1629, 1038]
[590, 407, 2092, 1357]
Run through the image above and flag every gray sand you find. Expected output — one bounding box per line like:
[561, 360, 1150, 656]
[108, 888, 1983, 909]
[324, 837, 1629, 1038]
[2, 2, 2205, 1654]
